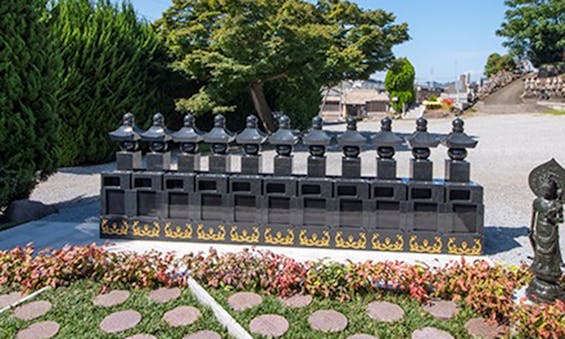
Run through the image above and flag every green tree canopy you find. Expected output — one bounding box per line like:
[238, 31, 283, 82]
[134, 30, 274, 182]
[497, 0, 564, 67]
[51, 0, 175, 166]
[0, 0, 60, 208]
[384, 57, 415, 113]
[157, 0, 409, 131]
[484, 53, 517, 77]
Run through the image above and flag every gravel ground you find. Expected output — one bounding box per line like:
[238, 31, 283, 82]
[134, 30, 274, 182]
[26, 112, 565, 265]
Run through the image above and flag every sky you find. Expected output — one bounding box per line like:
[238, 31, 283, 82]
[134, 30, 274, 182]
[126, 0, 509, 83]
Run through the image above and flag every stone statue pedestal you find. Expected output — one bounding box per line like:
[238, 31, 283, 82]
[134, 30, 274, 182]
[242, 155, 262, 174]
[527, 278, 565, 303]
[178, 153, 200, 172]
[274, 156, 292, 176]
[377, 158, 397, 180]
[410, 159, 433, 181]
[209, 154, 230, 173]
[308, 156, 326, 177]
[147, 152, 171, 171]
[116, 151, 141, 171]
[342, 157, 361, 178]
[445, 160, 470, 182]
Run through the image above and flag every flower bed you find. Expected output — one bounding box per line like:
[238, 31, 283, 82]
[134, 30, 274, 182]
[1, 244, 563, 338]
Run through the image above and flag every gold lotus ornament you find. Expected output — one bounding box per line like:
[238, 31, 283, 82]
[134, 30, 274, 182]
[132, 221, 160, 238]
[371, 234, 404, 251]
[335, 231, 366, 249]
[100, 218, 129, 236]
[409, 235, 442, 254]
[197, 224, 226, 241]
[264, 228, 294, 245]
[299, 229, 330, 247]
[164, 223, 193, 239]
[447, 237, 482, 255]
[230, 225, 260, 243]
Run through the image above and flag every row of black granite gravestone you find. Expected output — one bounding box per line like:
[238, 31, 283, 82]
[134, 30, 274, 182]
[100, 113, 484, 255]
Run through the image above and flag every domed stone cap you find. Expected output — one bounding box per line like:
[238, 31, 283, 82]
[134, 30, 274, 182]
[337, 117, 366, 147]
[373, 117, 404, 148]
[442, 117, 478, 149]
[140, 113, 172, 142]
[171, 113, 203, 143]
[405, 117, 440, 148]
[303, 116, 332, 147]
[268, 115, 299, 146]
[109, 112, 142, 141]
[203, 114, 235, 144]
[236, 115, 267, 145]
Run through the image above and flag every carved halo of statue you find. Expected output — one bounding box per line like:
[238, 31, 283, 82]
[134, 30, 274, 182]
[526, 158, 565, 303]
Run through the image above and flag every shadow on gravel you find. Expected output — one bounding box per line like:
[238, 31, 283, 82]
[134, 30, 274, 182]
[483, 226, 529, 255]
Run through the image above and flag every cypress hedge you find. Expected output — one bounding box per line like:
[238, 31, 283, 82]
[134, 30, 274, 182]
[51, 0, 174, 166]
[0, 0, 61, 209]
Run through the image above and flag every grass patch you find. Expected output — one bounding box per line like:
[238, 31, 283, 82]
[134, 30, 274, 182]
[209, 289, 480, 339]
[0, 280, 230, 338]
[543, 108, 565, 115]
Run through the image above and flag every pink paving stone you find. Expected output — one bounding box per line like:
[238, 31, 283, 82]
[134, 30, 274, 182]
[163, 306, 201, 327]
[280, 294, 313, 308]
[16, 321, 60, 339]
[100, 310, 142, 333]
[308, 310, 348, 333]
[0, 291, 24, 308]
[183, 330, 222, 339]
[423, 300, 459, 320]
[249, 314, 289, 338]
[348, 334, 379, 339]
[125, 335, 157, 339]
[412, 327, 454, 339]
[465, 318, 506, 339]
[367, 301, 404, 323]
[13, 300, 52, 321]
[227, 292, 263, 311]
[148, 287, 181, 303]
[93, 290, 130, 307]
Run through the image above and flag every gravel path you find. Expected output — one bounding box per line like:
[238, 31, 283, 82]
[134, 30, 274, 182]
[22, 113, 565, 265]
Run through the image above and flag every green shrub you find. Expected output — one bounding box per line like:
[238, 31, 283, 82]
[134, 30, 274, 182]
[51, 0, 175, 166]
[385, 58, 416, 113]
[0, 0, 61, 209]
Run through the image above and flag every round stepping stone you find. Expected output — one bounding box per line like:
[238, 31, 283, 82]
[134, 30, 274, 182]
[16, 321, 60, 339]
[13, 300, 52, 321]
[308, 310, 348, 333]
[465, 318, 506, 339]
[423, 300, 458, 320]
[126, 335, 157, 339]
[163, 306, 201, 327]
[227, 292, 262, 311]
[183, 331, 222, 339]
[249, 314, 289, 338]
[348, 334, 379, 339]
[100, 310, 142, 333]
[93, 290, 130, 307]
[367, 301, 404, 322]
[148, 287, 181, 303]
[412, 327, 454, 339]
[0, 291, 24, 308]
[280, 294, 312, 308]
